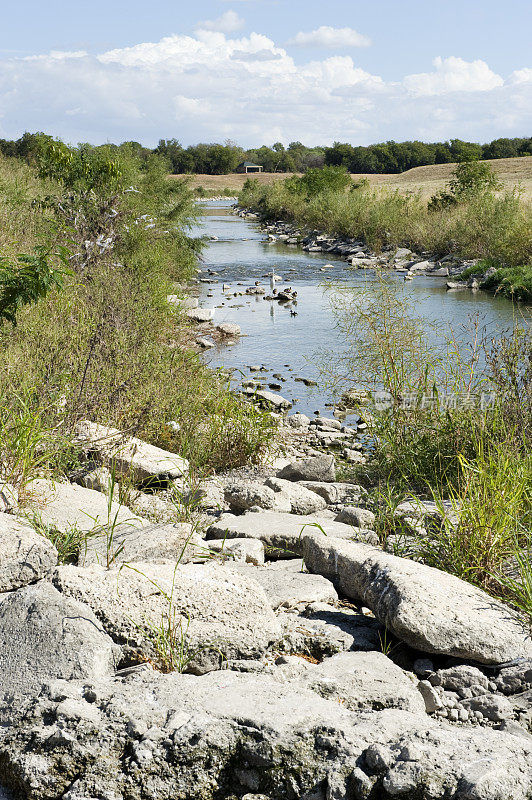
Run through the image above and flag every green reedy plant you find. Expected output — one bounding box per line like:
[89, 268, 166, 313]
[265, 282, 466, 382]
[0, 392, 76, 493]
[28, 514, 87, 565]
[120, 544, 224, 673]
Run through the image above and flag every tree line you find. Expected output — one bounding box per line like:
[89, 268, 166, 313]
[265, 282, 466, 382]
[1, 131, 531, 176]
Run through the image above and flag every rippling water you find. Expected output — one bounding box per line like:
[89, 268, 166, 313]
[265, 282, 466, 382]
[191, 200, 525, 418]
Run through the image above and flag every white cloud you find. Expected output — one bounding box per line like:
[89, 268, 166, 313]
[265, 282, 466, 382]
[0, 37, 530, 148]
[510, 67, 532, 84]
[287, 26, 371, 49]
[403, 56, 503, 96]
[196, 10, 245, 34]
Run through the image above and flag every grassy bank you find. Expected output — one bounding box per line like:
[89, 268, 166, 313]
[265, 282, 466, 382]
[320, 274, 531, 621]
[239, 167, 532, 302]
[0, 143, 274, 491]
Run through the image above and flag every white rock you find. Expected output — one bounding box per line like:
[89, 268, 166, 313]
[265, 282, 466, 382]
[0, 514, 57, 592]
[207, 512, 378, 559]
[75, 420, 188, 482]
[277, 455, 336, 483]
[21, 479, 145, 533]
[216, 322, 241, 337]
[230, 561, 337, 609]
[52, 562, 281, 674]
[186, 308, 214, 322]
[205, 538, 265, 566]
[78, 522, 200, 567]
[264, 477, 327, 515]
[0, 581, 119, 703]
[335, 506, 376, 529]
[302, 533, 532, 664]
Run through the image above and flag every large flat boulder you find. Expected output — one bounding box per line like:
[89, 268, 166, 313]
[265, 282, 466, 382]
[0, 514, 57, 592]
[52, 562, 281, 674]
[277, 454, 336, 483]
[224, 482, 288, 512]
[299, 651, 426, 714]
[21, 479, 146, 533]
[207, 512, 378, 559]
[78, 522, 200, 567]
[282, 603, 383, 656]
[264, 477, 327, 515]
[229, 560, 338, 609]
[0, 581, 119, 706]
[303, 533, 532, 665]
[74, 420, 188, 483]
[2, 668, 532, 800]
[299, 480, 364, 505]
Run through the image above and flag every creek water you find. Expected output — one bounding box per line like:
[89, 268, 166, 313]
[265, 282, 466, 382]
[192, 200, 526, 418]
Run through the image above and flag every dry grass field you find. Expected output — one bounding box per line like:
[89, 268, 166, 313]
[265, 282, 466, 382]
[182, 156, 532, 199]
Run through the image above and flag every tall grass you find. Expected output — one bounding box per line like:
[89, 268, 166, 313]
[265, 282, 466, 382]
[318, 270, 532, 620]
[0, 145, 274, 482]
[240, 178, 532, 284]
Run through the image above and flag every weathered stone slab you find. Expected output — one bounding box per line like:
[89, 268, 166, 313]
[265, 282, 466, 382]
[229, 561, 338, 608]
[299, 480, 364, 505]
[302, 533, 532, 664]
[75, 420, 188, 482]
[3, 668, 532, 800]
[264, 477, 327, 515]
[53, 562, 281, 674]
[21, 479, 145, 533]
[0, 581, 119, 704]
[0, 514, 57, 592]
[78, 522, 199, 567]
[301, 651, 425, 714]
[207, 512, 378, 558]
[277, 455, 336, 483]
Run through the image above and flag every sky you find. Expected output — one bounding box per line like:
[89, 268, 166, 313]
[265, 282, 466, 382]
[1, 0, 532, 148]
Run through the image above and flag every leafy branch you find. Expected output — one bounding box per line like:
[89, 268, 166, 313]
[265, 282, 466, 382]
[0, 244, 71, 326]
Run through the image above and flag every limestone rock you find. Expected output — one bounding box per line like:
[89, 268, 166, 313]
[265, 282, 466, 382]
[229, 561, 338, 609]
[3, 669, 532, 800]
[204, 538, 265, 565]
[224, 482, 285, 513]
[0, 581, 119, 705]
[302, 533, 532, 664]
[186, 307, 214, 322]
[216, 322, 241, 337]
[335, 505, 376, 528]
[303, 651, 425, 714]
[0, 514, 57, 592]
[207, 512, 378, 559]
[21, 479, 145, 533]
[74, 420, 188, 483]
[78, 522, 200, 567]
[264, 477, 327, 515]
[52, 562, 281, 674]
[299, 480, 364, 505]
[277, 454, 336, 483]
[287, 413, 310, 428]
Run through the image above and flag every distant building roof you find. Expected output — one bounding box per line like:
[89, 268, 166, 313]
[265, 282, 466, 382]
[241, 161, 261, 168]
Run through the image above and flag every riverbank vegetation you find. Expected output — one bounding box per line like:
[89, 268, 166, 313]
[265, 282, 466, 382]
[0, 138, 274, 493]
[321, 273, 531, 619]
[244, 161, 532, 615]
[239, 162, 532, 302]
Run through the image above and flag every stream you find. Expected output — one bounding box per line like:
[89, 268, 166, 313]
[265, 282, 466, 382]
[192, 200, 525, 418]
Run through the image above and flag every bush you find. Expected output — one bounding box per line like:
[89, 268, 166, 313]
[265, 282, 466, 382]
[0, 142, 275, 478]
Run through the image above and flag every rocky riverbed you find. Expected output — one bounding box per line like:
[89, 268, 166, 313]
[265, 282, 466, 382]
[0, 413, 531, 800]
[241, 211, 492, 292]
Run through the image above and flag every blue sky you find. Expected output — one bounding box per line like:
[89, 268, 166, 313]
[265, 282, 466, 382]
[1, 0, 531, 147]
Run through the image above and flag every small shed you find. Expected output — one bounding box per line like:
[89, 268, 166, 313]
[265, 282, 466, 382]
[236, 161, 264, 174]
